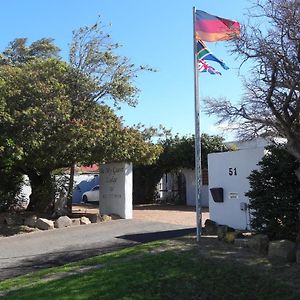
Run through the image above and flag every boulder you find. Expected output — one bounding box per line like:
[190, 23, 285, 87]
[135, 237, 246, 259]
[268, 240, 296, 262]
[204, 219, 218, 235]
[217, 225, 235, 241]
[88, 214, 101, 224]
[36, 218, 54, 230]
[110, 214, 121, 220]
[248, 234, 269, 255]
[4, 214, 24, 226]
[54, 216, 72, 228]
[217, 225, 227, 240]
[71, 218, 81, 226]
[80, 216, 91, 225]
[101, 214, 112, 222]
[24, 215, 38, 227]
[225, 232, 235, 243]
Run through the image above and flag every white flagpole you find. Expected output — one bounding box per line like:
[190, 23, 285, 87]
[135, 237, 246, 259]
[193, 7, 202, 242]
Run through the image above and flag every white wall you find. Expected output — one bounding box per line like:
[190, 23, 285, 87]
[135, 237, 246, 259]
[208, 148, 265, 229]
[99, 162, 132, 219]
[226, 137, 286, 150]
[182, 169, 208, 207]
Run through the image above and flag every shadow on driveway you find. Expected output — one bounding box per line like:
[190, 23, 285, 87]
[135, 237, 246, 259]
[117, 228, 196, 243]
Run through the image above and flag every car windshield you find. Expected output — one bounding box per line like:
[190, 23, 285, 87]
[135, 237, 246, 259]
[92, 186, 99, 191]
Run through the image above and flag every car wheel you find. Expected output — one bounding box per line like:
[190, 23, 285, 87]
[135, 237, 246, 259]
[82, 195, 88, 203]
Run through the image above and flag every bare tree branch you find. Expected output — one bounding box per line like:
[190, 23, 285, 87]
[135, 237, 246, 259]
[204, 0, 300, 170]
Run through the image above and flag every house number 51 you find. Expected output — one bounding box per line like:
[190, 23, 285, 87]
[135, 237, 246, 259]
[229, 167, 237, 176]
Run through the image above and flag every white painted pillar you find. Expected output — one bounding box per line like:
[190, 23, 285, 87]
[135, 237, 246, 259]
[99, 162, 132, 219]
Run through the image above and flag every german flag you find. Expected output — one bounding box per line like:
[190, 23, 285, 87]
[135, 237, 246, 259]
[195, 10, 240, 42]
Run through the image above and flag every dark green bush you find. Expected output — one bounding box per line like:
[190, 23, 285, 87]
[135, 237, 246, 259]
[247, 146, 300, 241]
[0, 167, 24, 212]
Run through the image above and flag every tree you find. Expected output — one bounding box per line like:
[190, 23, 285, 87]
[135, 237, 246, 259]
[64, 21, 157, 209]
[0, 23, 161, 213]
[133, 134, 229, 204]
[69, 20, 153, 107]
[0, 38, 60, 65]
[246, 146, 300, 241]
[205, 0, 300, 179]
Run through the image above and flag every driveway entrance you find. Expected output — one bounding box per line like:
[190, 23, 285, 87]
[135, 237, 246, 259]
[133, 204, 209, 227]
[73, 204, 209, 227]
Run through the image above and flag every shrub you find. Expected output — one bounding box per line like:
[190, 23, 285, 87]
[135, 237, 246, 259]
[0, 168, 24, 212]
[247, 146, 300, 241]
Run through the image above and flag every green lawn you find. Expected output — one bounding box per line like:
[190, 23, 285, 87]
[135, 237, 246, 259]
[0, 239, 298, 300]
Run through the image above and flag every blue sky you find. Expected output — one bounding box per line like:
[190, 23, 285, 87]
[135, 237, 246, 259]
[0, 0, 250, 140]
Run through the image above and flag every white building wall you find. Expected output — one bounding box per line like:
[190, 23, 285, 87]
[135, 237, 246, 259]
[182, 169, 208, 207]
[208, 148, 265, 229]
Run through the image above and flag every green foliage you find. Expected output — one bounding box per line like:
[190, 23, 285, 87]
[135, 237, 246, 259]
[0, 167, 24, 212]
[0, 21, 161, 212]
[0, 38, 60, 65]
[69, 20, 154, 107]
[133, 134, 228, 204]
[247, 146, 300, 241]
[158, 133, 228, 171]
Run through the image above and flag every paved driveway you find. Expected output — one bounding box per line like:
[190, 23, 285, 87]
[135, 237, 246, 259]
[0, 204, 209, 280]
[0, 219, 195, 280]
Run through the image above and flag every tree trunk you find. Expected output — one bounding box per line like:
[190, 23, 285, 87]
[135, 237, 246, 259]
[66, 163, 75, 215]
[26, 171, 55, 213]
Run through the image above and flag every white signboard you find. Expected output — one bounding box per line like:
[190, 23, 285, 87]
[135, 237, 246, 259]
[99, 162, 132, 219]
[228, 192, 239, 200]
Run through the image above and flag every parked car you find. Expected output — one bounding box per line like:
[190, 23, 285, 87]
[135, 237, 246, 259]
[81, 185, 100, 203]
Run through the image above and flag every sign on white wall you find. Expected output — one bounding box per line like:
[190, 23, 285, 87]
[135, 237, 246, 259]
[208, 148, 265, 229]
[99, 162, 132, 219]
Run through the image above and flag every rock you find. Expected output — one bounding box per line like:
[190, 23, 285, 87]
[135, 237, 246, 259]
[4, 214, 24, 226]
[268, 240, 296, 262]
[110, 214, 121, 220]
[24, 215, 38, 227]
[54, 216, 72, 228]
[204, 219, 218, 235]
[88, 214, 101, 223]
[80, 216, 91, 225]
[225, 231, 235, 243]
[71, 218, 81, 226]
[101, 214, 112, 222]
[248, 234, 269, 255]
[36, 218, 54, 230]
[217, 225, 234, 240]
[217, 225, 228, 240]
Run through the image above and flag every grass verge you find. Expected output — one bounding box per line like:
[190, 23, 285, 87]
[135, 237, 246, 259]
[0, 238, 298, 300]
